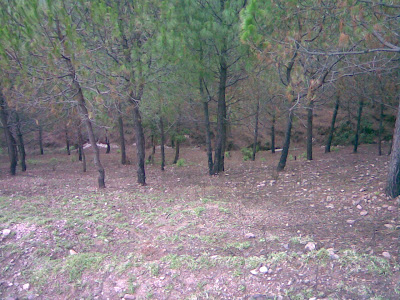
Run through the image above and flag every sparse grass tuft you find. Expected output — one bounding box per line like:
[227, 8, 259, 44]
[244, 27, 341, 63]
[64, 252, 106, 283]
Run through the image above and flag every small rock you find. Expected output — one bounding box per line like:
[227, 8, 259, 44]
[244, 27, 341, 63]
[382, 252, 391, 259]
[360, 187, 367, 192]
[327, 249, 339, 260]
[360, 210, 368, 216]
[305, 242, 316, 251]
[124, 294, 136, 300]
[250, 269, 258, 275]
[356, 205, 362, 210]
[384, 224, 394, 229]
[346, 219, 355, 224]
[69, 249, 77, 255]
[23, 283, 30, 290]
[245, 233, 256, 239]
[326, 204, 334, 209]
[388, 206, 396, 211]
[2, 229, 11, 236]
[259, 266, 268, 273]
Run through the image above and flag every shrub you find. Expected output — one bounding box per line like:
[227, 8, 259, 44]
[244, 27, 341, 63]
[241, 147, 253, 161]
[176, 158, 186, 167]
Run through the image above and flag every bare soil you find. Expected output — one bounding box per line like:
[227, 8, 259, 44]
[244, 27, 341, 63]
[0, 144, 399, 299]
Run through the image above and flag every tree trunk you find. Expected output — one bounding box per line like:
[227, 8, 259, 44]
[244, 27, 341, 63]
[173, 116, 181, 164]
[147, 133, 156, 163]
[133, 105, 146, 185]
[306, 100, 314, 160]
[105, 129, 111, 154]
[386, 97, 400, 198]
[271, 113, 275, 154]
[252, 99, 260, 161]
[325, 95, 340, 153]
[118, 115, 127, 165]
[57, 21, 105, 188]
[160, 116, 165, 171]
[277, 110, 293, 171]
[173, 141, 180, 164]
[38, 124, 44, 155]
[65, 124, 71, 155]
[212, 49, 228, 175]
[201, 82, 213, 175]
[0, 88, 17, 175]
[15, 113, 26, 172]
[77, 125, 83, 162]
[378, 101, 384, 156]
[353, 100, 364, 153]
[77, 125, 86, 172]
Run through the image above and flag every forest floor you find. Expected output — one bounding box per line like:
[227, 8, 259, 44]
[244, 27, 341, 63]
[0, 144, 399, 300]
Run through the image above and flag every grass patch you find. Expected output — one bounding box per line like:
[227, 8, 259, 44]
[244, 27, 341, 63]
[64, 252, 106, 283]
[176, 158, 186, 167]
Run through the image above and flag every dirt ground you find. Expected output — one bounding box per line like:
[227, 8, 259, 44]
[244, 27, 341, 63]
[0, 144, 399, 299]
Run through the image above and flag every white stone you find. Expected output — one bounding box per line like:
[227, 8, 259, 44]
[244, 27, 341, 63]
[245, 233, 256, 239]
[2, 229, 11, 236]
[250, 269, 258, 275]
[23, 283, 30, 290]
[69, 249, 77, 255]
[384, 224, 394, 229]
[360, 211, 368, 216]
[347, 220, 355, 224]
[259, 266, 268, 273]
[305, 242, 316, 251]
[382, 252, 391, 259]
[356, 205, 362, 210]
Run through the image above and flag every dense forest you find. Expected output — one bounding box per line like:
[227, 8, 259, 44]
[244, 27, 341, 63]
[0, 0, 399, 195]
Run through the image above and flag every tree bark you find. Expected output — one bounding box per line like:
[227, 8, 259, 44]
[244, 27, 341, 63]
[212, 47, 228, 175]
[200, 79, 213, 175]
[386, 97, 400, 198]
[118, 115, 127, 165]
[325, 95, 340, 153]
[0, 88, 17, 175]
[271, 113, 276, 154]
[38, 124, 44, 155]
[277, 110, 293, 171]
[105, 129, 111, 154]
[173, 116, 181, 164]
[353, 100, 364, 153]
[77, 125, 83, 162]
[147, 133, 156, 163]
[57, 20, 105, 188]
[65, 124, 71, 155]
[252, 99, 260, 161]
[77, 126, 86, 172]
[306, 100, 314, 160]
[378, 101, 384, 156]
[160, 116, 165, 171]
[173, 141, 180, 164]
[15, 113, 26, 172]
[133, 104, 146, 185]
